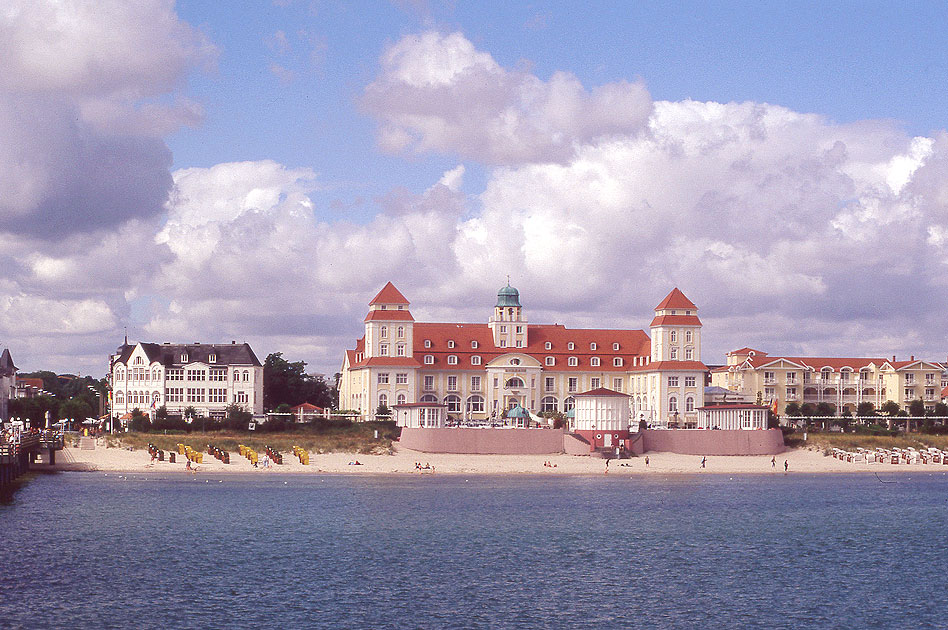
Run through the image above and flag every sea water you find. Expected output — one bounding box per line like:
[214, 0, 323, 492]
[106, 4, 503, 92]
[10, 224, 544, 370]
[1, 471, 946, 629]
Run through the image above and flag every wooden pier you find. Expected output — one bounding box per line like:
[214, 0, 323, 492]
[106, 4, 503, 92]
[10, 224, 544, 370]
[0, 431, 65, 488]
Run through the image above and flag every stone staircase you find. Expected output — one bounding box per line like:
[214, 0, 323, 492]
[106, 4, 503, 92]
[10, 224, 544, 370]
[79, 437, 96, 450]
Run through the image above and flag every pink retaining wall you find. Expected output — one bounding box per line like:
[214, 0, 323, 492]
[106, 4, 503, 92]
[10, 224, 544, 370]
[642, 429, 785, 456]
[399, 427, 566, 454]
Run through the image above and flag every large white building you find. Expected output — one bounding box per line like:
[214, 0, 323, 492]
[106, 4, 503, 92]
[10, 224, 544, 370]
[109, 341, 264, 418]
[340, 283, 708, 427]
[0, 349, 16, 421]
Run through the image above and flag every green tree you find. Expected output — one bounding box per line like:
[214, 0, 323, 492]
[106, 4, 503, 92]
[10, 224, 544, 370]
[933, 402, 948, 417]
[800, 403, 816, 417]
[129, 408, 150, 432]
[376, 403, 391, 418]
[815, 402, 836, 417]
[263, 352, 335, 410]
[909, 399, 926, 417]
[784, 402, 801, 416]
[879, 400, 901, 416]
[856, 401, 876, 417]
[58, 397, 93, 422]
[223, 403, 253, 431]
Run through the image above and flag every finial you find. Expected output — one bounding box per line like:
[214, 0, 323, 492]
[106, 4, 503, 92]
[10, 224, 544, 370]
[124, 326, 128, 345]
[506, 274, 510, 286]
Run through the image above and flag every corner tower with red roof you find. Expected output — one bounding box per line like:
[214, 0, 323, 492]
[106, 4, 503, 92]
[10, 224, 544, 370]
[364, 282, 414, 360]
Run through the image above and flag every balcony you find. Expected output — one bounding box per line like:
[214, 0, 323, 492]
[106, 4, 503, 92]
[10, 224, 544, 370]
[785, 378, 798, 385]
[763, 378, 777, 385]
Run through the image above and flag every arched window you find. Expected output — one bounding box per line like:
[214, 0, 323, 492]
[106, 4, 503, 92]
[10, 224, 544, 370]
[685, 396, 694, 412]
[591, 357, 600, 367]
[396, 393, 407, 405]
[546, 356, 555, 366]
[116, 392, 124, 404]
[444, 394, 461, 413]
[420, 394, 438, 403]
[541, 396, 558, 412]
[545, 341, 552, 350]
[670, 331, 677, 343]
[380, 326, 388, 338]
[471, 340, 478, 349]
[467, 395, 485, 413]
[234, 371, 239, 381]
[686, 330, 693, 343]
[397, 326, 404, 338]
[568, 357, 578, 366]
[447, 340, 455, 348]
[590, 342, 597, 350]
[669, 396, 678, 413]
[471, 356, 481, 365]
[448, 355, 458, 365]
[134, 356, 144, 365]
[378, 393, 388, 408]
[564, 396, 575, 412]
[243, 370, 250, 382]
[613, 342, 620, 351]
[568, 342, 575, 350]
[153, 369, 160, 381]
[116, 369, 125, 381]
[506, 377, 525, 388]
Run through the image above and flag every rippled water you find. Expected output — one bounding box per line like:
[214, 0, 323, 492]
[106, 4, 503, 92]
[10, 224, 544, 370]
[2, 471, 947, 629]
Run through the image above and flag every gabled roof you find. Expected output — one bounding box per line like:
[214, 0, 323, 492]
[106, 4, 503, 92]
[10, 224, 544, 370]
[0, 348, 15, 372]
[291, 403, 323, 411]
[369, 282, 409, 305]
[576, 387, 630, 398]
[655, 288, 697, 311]
[116, 342, 262, 367]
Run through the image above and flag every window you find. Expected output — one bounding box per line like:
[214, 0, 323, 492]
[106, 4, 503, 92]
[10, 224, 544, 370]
[500, 340, 506, 348]
[613, 377, 623, 392]
[379, 344, 389, 356]
[424, 355, 434, 365]
[541, 396, 557, 412]
[396, 345, 405, 357]
[590, 342, 597, 351]
[670, 331, 677, 343]
[516, 326, 523, 334]
[378, 373, 389, 384]
[568, 378, 578, 393]
[448, 340, 455, 349]
[545, 356, 555, 366]
[471, 340, 478, 349]
[613, 357, 623, 367]
[685, 376, 696, 387]
[167, 369, 183, 381]
[186, 369, 207, 381]
[564, 396, 575, 412]
[164, 388, 183, 403]
[208, 389, 227, 403]
[447, 376, 458, 391]
[424, 375, 434, 390]
[905, 374, 916, 384]
[685, 348, 693, 360]
[209, 354, 217, 363]
[545, 377, 555, 391]
[668, 376, 679, 387]
[591, 357, 600, 367]
[424, 339, 432, 348]
[471, 376, 481, 391]
[396, 373, 408, 384]
[669, 396, 678, 413]
[242, 370, 250, 382]
[420, 394, 437, 403]
[186, 388, 205, 403]
[448, 355, 458, 365]
[686, 331, 693, 343]
[380, 326, 388, 338]
[209, 369, 226, 382]
[590, 377, 601, 389]
[134, 356, 144, 365]
[926, 373, 936, 384]
[396, 394, 407, 405]
[468, 395, 485, 412]
[765, 387, 775, 398]
[545, 341, 552, 350]
[511, 358, 521, 366]
[471, 355, 482, 365]
[397, 326, 404, 338]
[116, 368, 125, 381]
[787, 387, 797, 399]
[444, 395, 461, 413]
[613, 343, 620, 351]
[378, 394, 387, 408]
[115, 391, 125, 404]
[181, 353, 188, 363]
[685, 396, 695, 412]
[500, 325, 507, 333]
[670, 348, 678, 360]
[236, 391, 249, 404]
[568, 357, 578, 366]
[568, 342, 575, 350]
[516, 340, 523, 348]
[506, 377, 525, 388]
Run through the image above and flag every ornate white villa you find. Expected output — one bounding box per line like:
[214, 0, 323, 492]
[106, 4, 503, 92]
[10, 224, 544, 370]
[339, 282, 708, 426]
[711, 348, 945, 415]
[108, 340, 264, 418]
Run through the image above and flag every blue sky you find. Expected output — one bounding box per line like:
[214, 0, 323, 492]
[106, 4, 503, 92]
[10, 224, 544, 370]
[4, 1, 948, 376]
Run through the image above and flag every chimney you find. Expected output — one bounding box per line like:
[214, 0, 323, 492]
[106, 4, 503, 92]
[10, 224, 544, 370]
[892, 355, 896, 362]
[911, 355, 915, 361]
[232, 340, 236, 344]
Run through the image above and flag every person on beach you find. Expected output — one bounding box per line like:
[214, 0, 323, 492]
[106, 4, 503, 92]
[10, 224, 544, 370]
[771, 456, 776, 469]
[784, 460, 789, 472]
[645, 455, 649, 467]
[701, 456, 706, 469]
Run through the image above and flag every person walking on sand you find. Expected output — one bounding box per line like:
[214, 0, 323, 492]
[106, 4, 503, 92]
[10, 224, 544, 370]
[784, 460, 789, 472]
[771, 456, 776, 469]
[645, 455, 649, 467]
[701, 456, 706, 469]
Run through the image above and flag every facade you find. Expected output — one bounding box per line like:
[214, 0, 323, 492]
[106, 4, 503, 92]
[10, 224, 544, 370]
[109, 341, 264, 419]
[0, 349, 15, 421]
[697, 404, 769, 430]
[339, 282, 708, 427]
[711, 348, 944, 415]
[571, 387, 632, 450]
[392, 402, 447, 428]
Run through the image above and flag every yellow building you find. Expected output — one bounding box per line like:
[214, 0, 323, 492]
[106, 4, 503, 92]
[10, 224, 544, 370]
[711, 348, 944, 414]
[339, 283, 708, 426]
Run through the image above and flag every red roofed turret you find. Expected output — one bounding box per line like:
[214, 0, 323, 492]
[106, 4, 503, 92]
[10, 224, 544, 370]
[369, 282, 409, 306]
[655, 288, 697, 311]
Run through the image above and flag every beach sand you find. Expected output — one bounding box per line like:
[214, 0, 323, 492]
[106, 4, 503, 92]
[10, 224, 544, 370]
[45, 441, 948, 476]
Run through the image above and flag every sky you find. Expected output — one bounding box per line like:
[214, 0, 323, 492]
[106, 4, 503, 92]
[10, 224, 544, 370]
[3, 0, 948, 378]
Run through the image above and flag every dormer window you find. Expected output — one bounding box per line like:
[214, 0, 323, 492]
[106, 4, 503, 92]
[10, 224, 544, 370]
[545, 341, 552, 350]
[209, 354, 216, 363]
[568, 342, 575, 350]
[448, 355, 458, 365]
[613, 343, 619, 351]
[546, 357, 555, 366]
[424, 339, 432, 348]
[590, 342, 597, 351]
[471, 355, 482, 365]
[671, 310, 677, 315]
[591, 357, 601, 367]
[614, 358, 623, 367]
[471, 340, 479, 349]
[568, 357, 578, 367]
[181, 353, 188, 363]
[511, 358, 521, 366]
[424, 355, 434, 365]
[686, 310, 691, 315]
[447, 340, 455, 349]
[381, 305, 387, 310]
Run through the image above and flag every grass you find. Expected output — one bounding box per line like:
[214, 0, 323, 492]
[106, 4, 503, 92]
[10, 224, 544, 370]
[106, 421, 399, 455]
[789, 432, 948, 455]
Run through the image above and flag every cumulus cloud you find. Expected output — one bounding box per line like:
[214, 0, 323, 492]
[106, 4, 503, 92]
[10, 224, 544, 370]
[362, 31, 653, 164]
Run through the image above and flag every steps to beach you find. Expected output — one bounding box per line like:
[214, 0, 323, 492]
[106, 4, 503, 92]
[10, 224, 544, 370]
[79, 437, 96, 450]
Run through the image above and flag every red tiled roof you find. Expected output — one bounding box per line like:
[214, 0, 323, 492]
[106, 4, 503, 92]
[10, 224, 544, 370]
[575, 387, 630, 398]
[16, 377, 44, 389]
[649, 314, 702, 327]
[942, 385, 948, 398]
[352, 357, 422, 368]
[369, 282, 409, 305]
[364, 310, 414, 322]
[291, 403, 322, 411]
[655, 288, 697, 311]
[647, 361, 708, 372]
[730, 347, 767, 356]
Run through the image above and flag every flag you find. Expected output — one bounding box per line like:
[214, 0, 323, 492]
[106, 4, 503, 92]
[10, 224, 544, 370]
[770, 397, 779, 415]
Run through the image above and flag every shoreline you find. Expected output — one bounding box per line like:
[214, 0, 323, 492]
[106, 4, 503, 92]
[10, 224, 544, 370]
[38, 443, 948, 477]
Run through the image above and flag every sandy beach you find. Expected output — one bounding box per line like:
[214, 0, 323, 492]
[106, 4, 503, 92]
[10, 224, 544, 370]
[43, 442, 948, 476]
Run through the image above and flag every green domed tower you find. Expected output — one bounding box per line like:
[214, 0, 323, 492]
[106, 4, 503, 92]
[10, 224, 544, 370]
[489, 280, 528, 348]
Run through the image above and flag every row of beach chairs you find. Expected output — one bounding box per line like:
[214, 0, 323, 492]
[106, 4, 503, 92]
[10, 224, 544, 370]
[832, 446, 948, 465]
[176, 443, 203, 463]
[292, 446, 310, 465]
